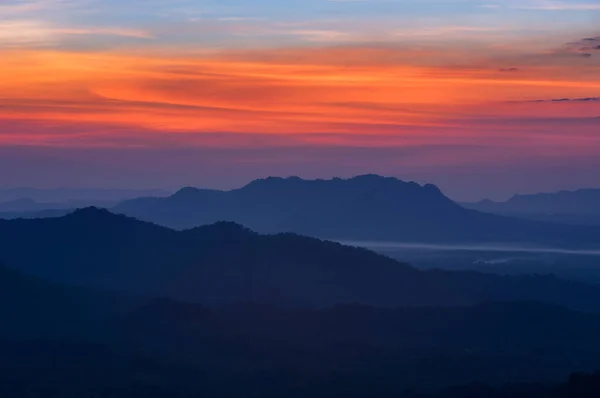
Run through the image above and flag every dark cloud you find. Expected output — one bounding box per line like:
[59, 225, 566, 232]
[574, 98, 600, 102]
[499, 68, 519, 72]
[514, 97, 600, 103]
[564, 35, 600, 57]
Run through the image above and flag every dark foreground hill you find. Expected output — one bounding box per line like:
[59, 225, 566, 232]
[2, 207, 600, 311]
[6, 261, 600, 396]
[3, 267, 600, 397]
[0, 265, 137, 338]
[114, 175, 600, 248]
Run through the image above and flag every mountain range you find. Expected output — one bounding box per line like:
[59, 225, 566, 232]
[113, 175, 600, 248]
[2, 207, 600, 311]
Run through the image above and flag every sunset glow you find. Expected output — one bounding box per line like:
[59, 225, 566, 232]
[1, 0, 599, 199]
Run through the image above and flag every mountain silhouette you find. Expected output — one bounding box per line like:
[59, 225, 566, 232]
[113, 175, 600, 247]
[464, 188, 600, 226]
[3, 208, 600, 310]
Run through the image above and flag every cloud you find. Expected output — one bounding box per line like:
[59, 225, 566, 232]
[538, 35, 600, 60]
[0, 0, 85, 15]
[566, 35, 600, 54]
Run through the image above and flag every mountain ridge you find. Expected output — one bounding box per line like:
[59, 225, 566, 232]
[114, 175, 600, 248]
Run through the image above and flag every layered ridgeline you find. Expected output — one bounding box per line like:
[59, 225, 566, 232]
[6, 215, 600, 395]
[114, 175, 600, 247]
[5, 263, 600, 395]
[2, 207, 600, 310]
[463, 188, 600, 226]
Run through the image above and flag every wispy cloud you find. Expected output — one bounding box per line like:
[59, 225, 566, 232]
[0, 0, 151, 47]
[0, 0, 91, 16]
[516, 0, 600, 10]
[483, 0, 600, 10]
[0, 20, 152, 47]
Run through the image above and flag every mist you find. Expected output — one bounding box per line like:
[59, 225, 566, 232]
[340, 241, 600, 257]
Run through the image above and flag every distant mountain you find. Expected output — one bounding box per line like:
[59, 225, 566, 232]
[114, 175, 600, 247]
[0, 197, 113, 213]
[3, 208, 600, 310]
[463, 188, 600, 225]
[0, 208, 73, 220]
[0, 187, 171, 204]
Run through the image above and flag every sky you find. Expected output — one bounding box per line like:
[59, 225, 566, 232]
[1, 0, 599, 200]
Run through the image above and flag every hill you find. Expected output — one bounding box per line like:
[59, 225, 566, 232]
[114, 175, 600, 247]
[2, 208, 600, 310]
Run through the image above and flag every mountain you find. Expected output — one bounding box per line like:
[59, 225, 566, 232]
[463, 188, 600, 226]
[114, 175, 600, 248]
[3, 208, 600, 310]
[0, 207, 415, 306]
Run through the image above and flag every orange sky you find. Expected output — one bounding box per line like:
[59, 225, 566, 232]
[1, 45, 599, 150]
